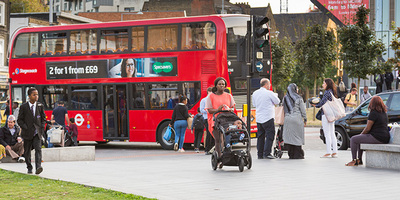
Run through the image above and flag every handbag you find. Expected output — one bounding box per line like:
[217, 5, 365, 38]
[187, 116, 193, 129]
[274, 106, 284, 125]
[163, 126, 172, 141]
[322, 92, 346, 122]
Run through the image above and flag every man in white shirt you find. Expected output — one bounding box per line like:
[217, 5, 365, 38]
[252, 78, 280, 159]
[360, 86, 372, 104]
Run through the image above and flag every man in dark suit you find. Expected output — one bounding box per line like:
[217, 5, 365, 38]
[17, 88, 46, 175]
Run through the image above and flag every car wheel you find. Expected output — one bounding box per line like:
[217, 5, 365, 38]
[157, 121, 175, 150]
[335, 127, 348, 150]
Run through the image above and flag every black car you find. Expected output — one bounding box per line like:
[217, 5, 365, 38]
[320, 91, 400, 150]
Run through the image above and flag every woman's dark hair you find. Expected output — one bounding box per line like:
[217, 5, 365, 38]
[70, 118, 75, 123]
[368, 96, 387, 113]
[324, 78, 338, 98]
[197, 107, 201, 113]
[179, 95, 187, 103]
[212, 77, 227, 93]
[120, 58, 136, 77]
[351, 82, 357, 89]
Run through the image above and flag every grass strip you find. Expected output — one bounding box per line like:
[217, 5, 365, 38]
[0, 169, 156, 200]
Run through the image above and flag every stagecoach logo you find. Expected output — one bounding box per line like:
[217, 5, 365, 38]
[152, 62, 173, 73]
[14, 68, 38, 75]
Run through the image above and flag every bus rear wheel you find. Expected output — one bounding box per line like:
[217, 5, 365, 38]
[157, 121, 175, 150]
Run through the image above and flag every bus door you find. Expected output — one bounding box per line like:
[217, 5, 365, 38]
[103, 84, 128, 140]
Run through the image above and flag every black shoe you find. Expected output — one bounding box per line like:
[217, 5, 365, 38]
[35, 167, 43, 175]
[27, 169, 33, 174]
[265, 154, 275, 159]
[258, 156, 264, 159]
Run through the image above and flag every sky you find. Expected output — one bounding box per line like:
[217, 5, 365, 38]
[229, 0, 315, 14]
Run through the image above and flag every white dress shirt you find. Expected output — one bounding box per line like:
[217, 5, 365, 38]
[28, 101, 37, 116]
[252, 87, 280, 123]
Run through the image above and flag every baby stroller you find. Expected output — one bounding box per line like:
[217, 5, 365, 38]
[211, 110, 252, 172]
[64, 127, 74, 147]
[273, 125, 287, 158]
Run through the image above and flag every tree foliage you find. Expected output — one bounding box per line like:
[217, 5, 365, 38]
[271, 37, 296, 92]
[11, 0, 48, 13]
[295, 24, 337, 96]
[388, 27, 400, 70]
[338, 6, 386, 80]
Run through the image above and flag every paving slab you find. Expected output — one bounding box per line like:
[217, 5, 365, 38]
[1, 147, 400, 200]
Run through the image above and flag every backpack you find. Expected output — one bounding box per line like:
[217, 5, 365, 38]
[193, 114, 205, 130]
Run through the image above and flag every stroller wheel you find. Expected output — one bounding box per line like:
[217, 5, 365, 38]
[211, 151, 218, 170]
[246, 152, 252, 169]
[238, 157, 244, 172]
[273, 148, 279, 158]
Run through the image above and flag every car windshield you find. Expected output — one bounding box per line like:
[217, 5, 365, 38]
[359, 94, 390, 116]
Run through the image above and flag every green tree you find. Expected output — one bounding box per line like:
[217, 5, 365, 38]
[388, 27, 400, 70]
[11, 0, 48, 13]
[338, 5, 386, 103]
[295, 24, 337, 98]
[271, 37, 296, 92]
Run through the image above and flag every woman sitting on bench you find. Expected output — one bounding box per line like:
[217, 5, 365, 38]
[346, 96, 390, 166]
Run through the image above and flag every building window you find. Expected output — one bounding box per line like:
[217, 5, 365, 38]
[64, 2, 69, 11]
[55, 5, 60, 12]
[0, 39, 3, 67]
[124, 7, 135, 12]
[0, 2, 5, 26]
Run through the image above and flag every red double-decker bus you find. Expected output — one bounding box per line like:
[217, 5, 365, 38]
[9, 15, 265, 149]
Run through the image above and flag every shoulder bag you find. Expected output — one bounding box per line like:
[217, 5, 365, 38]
[322, 92, 346, 123]
[274, 106, 284, 125]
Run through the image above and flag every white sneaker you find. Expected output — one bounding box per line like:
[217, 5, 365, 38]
[174, 143, 178, 151]
[18, 157, 25, 163]
[178, 149, 185, 152]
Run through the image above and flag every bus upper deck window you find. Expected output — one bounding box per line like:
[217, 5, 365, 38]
[147, 25, 178, 52]
[181, 22, 215, 50]
[100, 29, 128, 54]
[70, 30, 97, 55]
[40, 32, 67, 56]
[12, 33, 39, 58]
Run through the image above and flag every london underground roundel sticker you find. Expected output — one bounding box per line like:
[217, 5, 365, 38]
[75, 114, 84, 126]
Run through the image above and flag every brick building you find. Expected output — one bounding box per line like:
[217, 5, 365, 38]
[78, 10, 185, 22]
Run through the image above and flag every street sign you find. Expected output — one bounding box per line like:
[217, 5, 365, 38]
[256, 61, 263, 72]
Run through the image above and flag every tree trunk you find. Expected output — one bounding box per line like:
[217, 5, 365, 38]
[313, 75, 317, 97]
[357, 77, 361, 106]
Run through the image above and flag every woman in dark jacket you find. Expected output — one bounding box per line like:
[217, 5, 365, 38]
[346, 96, 390, 166]
[169, 95, 190, 152]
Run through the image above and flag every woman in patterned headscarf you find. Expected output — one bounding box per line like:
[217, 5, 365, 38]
[282, 83, 307, 159]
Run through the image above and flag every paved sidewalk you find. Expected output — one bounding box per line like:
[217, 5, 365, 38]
[1, 147, 399, 200]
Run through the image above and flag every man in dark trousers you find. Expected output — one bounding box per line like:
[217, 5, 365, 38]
[374, 74, 384, 94]
[17, 88, 46, 175]
[384, 71, 394, 91]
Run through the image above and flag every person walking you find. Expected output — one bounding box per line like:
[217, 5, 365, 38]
[344, 88, 357, 113]
[200, 87, 214, 155]
[205, 77, 235, 166]
[252, 78, 280, 159]
[374, 74, 384, 94]
[12, 102, 20, 126]
[170, 95, 190, 152]
[360, 86, 372, 104]
[313, 78, 339, 158]
[384, 71, 394, 91]
[191, 108, 204, 153]
[282, 83, 307, 159]
[3, 100, 10, 125]
[17, 87, 46, 174]
[51, 101, 70, 127]
[346, 96, 390, 166]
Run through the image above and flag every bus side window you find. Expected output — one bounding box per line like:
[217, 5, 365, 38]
[40, 32, 67, 57]
[100, 29, 128, 54]
[70, 30, 97, 55]
[181, 22, 216, 51]
[131, 83, 145, 109]
[148, 83, 179, 109]
[147, 25, 177, 52]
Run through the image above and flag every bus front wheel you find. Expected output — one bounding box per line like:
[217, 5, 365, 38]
[157, 121, 175, 150]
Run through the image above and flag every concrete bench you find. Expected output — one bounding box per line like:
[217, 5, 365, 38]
[33, 146, 95, 162]
[361, 126, 400, 170]
[0, 156, 18, 163]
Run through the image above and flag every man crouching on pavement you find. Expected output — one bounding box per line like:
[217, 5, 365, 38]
[0, 115, 25, 162]
[18, 87, 46, 175]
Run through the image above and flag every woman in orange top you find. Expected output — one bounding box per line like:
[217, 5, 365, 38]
[205, 77, 235, 162]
